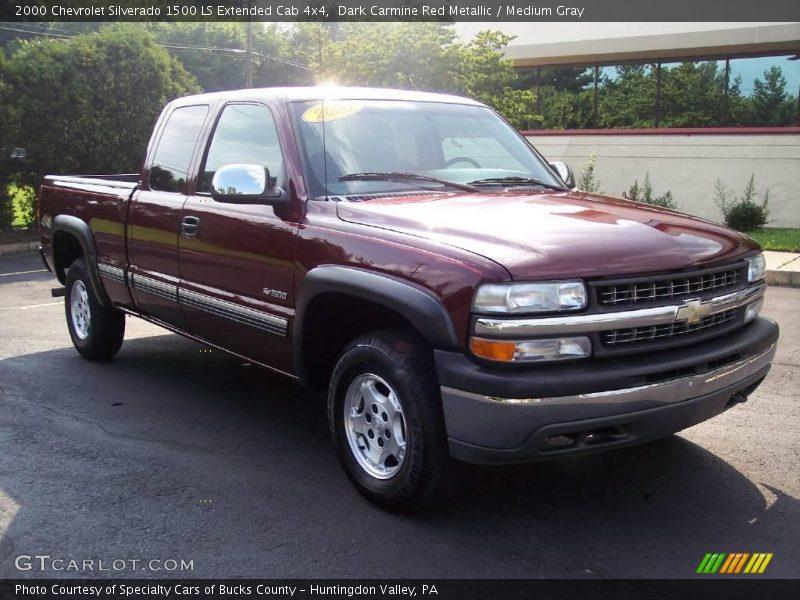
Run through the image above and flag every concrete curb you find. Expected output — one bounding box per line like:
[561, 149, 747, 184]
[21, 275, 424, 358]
[0, 241, 39, 256]
[766, 269, 800, 288]
[1, 244, 798, 286]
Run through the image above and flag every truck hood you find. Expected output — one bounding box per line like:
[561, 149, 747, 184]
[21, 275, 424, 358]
[337, 191, 759, 280]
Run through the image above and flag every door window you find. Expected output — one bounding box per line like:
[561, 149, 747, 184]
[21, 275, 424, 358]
[199, 104, 283, 193]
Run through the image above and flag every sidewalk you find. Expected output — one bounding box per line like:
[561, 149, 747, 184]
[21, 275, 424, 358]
[764, 250, 800, 287]
[1, 243, 798, 286]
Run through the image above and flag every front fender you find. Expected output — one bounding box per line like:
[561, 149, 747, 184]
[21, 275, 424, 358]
[294, 265, 460, 384]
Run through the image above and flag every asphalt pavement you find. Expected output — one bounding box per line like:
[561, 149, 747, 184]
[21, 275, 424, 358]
[0, 251, 798, 579]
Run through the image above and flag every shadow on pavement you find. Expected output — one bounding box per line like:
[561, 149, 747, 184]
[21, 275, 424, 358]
[0, 333, 796, 578]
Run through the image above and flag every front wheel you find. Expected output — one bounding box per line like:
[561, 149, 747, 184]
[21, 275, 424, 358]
[65, 258, 125, 360]
[328, 331, 449, 511]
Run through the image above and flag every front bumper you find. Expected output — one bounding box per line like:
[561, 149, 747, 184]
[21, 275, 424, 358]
[436, 316, 779, 464]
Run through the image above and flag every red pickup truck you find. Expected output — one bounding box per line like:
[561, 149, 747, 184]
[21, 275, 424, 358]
[38, 87, 778, 510]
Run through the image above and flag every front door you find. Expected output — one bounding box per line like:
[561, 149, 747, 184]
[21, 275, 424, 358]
[178, 102, 298, 374]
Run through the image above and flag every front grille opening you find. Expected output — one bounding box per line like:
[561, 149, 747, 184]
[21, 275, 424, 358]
[540, 426, 629, 452]
[602, 307, 740, 347]
[597, 267, 743, 307]
[708, 353, 743, 370]
[644, 366, 696, 384]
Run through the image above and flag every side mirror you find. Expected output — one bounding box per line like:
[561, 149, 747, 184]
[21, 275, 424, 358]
[210, 164, 287, 204]
[550, 161, 576, 189]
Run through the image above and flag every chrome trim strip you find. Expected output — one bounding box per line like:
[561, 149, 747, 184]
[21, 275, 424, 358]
[130, 273, 178, 303]
[128, 273, 288, 337]
[441, 343, 776, 407]
[474, 282, 765, 337]
[178, 289, 288, 337]
[97, 263, 126, 285]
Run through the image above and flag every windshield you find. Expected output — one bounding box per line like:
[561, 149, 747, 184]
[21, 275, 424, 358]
[288, 99, 564, 199]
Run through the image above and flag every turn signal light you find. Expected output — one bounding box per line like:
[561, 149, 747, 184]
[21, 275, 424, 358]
[470, 336, 591, 362]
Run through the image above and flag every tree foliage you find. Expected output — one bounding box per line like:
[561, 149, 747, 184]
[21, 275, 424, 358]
[144, 23, 310, 91]
[291, 23, 542, 129]
[5, 27, 199, 186]
[0, 50, 18, 230]
[750, 66, 795, 126]
[524, 61, 798, 129]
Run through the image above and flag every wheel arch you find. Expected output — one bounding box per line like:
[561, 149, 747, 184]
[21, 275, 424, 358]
[294, 266, 460, 390]
[51, 215, 110, 307]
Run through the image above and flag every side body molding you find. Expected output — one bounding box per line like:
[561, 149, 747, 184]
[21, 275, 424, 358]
[51, 214, 110, 307]
[294, 266, 460, 383]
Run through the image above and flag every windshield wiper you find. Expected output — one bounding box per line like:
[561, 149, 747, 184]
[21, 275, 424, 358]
[339, 172, 479, 193]
[467, 176, 567, 191]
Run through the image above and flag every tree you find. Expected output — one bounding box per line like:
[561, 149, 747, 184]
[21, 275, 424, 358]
[659, 61, 726, 127]
[0, 49, 17, 230]
[291, 23, 542, 129]
[144, 23, 310, 92]
[750, 66, 795, 126]
[597, 65, 658, 128]
[5, 27, 199, 187]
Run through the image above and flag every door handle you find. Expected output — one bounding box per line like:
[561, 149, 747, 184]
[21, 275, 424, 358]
[181, 215, 200, 237]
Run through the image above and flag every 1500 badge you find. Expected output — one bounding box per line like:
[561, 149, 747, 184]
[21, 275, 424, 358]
[262, 288, 288, 301]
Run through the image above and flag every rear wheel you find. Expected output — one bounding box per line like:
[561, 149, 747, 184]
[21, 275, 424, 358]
[65, 258, 125, 360]
[328, 330, 449, 511]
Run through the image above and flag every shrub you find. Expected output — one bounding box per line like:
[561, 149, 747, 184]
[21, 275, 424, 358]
[0, 187, 13, 232]
[10, 184, 36, 227]
[622, 173, 677, 209]
[715, 175, 770, 231]
[577, 153, 602, 193]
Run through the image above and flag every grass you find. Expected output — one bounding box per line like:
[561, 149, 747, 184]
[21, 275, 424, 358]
[746, 228, 800, 253]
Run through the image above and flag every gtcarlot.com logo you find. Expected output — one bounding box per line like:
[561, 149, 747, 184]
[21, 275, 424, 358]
[15, 554, 194, 573]
[696, 552, 773, 574]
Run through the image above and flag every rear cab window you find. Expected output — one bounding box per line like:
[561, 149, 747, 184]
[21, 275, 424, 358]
[149, 104, 209, 193]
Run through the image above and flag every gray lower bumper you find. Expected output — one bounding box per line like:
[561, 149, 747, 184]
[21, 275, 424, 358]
[442, 342, 776, 464]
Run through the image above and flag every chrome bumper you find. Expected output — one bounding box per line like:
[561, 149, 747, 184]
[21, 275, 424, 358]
[443, 341, 776, 407]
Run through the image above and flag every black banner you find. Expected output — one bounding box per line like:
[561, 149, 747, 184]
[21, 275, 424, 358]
[1, 580, 800, 600]
[2, 0, 800, 22]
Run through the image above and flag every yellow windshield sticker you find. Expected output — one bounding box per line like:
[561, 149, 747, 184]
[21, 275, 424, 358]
[302, 101, 363, 123]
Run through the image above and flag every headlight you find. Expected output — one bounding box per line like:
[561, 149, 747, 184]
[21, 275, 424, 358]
[747, 253, 766, 282]
[470, 336, 592, 362]
[473, 281, 586, 314]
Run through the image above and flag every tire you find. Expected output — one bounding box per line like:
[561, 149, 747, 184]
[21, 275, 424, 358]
[65, 258, 125, 360]
[328, 330, 449, 511]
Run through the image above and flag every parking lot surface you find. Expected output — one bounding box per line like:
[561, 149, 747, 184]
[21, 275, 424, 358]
[0, 251, 798, 578]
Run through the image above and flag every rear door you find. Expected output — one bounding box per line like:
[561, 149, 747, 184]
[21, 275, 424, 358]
[127, 104, 210, 328]
[177, 102, 298, 374]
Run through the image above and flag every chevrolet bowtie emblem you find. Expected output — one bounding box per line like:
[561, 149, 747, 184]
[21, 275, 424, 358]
[675, 298, 713, 324]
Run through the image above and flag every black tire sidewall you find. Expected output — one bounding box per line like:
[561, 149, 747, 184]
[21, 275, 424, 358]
[64, 258, 124, 359]
[65, 259, 97, 351]
[329, 334, 446, 508]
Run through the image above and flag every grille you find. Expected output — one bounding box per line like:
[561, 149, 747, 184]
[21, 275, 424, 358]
[601, 308, 739, 347]
[597, 268, 741, 306]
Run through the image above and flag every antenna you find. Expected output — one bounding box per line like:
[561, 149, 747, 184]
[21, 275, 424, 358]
[319, 24, 328, 199]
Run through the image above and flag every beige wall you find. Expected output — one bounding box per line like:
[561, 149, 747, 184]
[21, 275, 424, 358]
[526, 132, 800, 228]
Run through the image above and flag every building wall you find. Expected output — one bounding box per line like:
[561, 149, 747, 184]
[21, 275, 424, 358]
[525, 130, 800, 228]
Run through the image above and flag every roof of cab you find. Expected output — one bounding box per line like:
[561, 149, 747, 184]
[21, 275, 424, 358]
[172, 86, 485, 108]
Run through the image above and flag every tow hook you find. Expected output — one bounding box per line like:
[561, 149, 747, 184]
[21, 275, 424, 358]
[726, 392, 748, 408]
